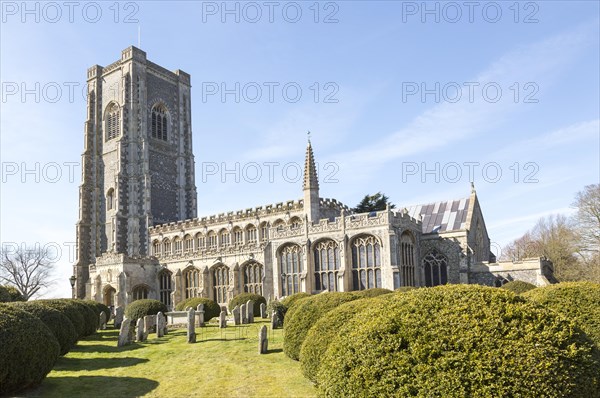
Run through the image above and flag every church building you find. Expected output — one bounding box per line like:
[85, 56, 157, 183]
[73, 47, 555, 309]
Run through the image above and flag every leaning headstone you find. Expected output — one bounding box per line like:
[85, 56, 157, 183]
[156, 311, 165, 338]
[241, 303, 248, 324]
[258, 325, 268, 354]
[99, 311, 107, 330]
[185, 306, 192, 311]
[232, 305, 241, 325]
[197, 304, 205, 327]
[219, 310, 227, 328]
[117, 318, 132, 347]
[144, 315, 155, 337]
[271, 311, 278, 329]
[246, 300, 255, 323]
[114, 306, 124, 329]
[187, 308, 196, 343]
[260, 303, 267, 319]
[136, 318, 146, 342]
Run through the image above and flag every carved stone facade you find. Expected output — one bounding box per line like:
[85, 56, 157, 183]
[75, 47, 554, 309]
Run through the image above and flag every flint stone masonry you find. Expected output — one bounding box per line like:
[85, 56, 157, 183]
[187, 308, 196, 343]
[117, 318, 132, 347]
[258, 325, 268, 354]
[219, 310, 227, 328]
[232, 305, 241, 325]
[260, 303, 267, 319]
[99, 311, 107, 330]
[136, 318, 146, 342]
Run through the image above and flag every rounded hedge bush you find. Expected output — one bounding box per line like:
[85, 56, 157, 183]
[501, 280, 537, 294]
[175, 297, 220, 321]
[523, 282, 600, 346]
[69, 300, 98, 336]
[125, 299, 168, 323]
[40, 299, 87, 338]
[394, 286, 417, 293]
[301, 297, 389, 382]
[228, 293, 266, 317]
[267, 299, 286, 327]
[0, 304, 60, 395]
[0, 285, 25, 302]
[353, 288, 393, 298]
[280, 292, 311, 310]
[80, 300, 111, 323]
[0, 286, 11, 302]
[316, 285, 600, 398]
[11, 301, 78, 355]
[284, 292, 358, 361]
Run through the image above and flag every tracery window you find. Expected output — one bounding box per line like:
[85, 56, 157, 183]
[220, 230, 230, 247]
[195, 233, 205, 251]
[351, 235, 382, 290]
[173, 237, 182, 255]
[423, 250, 448, 287]
[151, 104, 168, 141]
[213, 264, 230, 304]
[106, 188, 115, 210]
[183, 235, 193, 253]
[207, 231, 217, 249]
[260, 223, 269, 242]
[132, 285, 149, 301]
[159, 270, 172, 308]
[280, 244, 303, 296]
[185, 268, 201, 299]
[105, 103, 120, 140]
[399, 232, 416, 287]
[246, 225, 257, 243]
[152, 240, 161, 256]
[243, 262, 263, 295]
[314, 240, 340, 292]
[163, 239, 172, 256]
[233, 228, 243, 246]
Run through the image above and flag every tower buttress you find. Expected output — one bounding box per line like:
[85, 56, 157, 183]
[303, 137, 320, 223]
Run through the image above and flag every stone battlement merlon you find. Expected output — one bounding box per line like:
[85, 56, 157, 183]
[319, 197, 350, 212]
[149, 199, 306, 234]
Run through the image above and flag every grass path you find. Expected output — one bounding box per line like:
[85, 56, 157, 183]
[25, 320, 316, 398]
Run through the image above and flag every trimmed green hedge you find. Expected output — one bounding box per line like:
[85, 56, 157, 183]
[284, 292, 358, 361]
[80, 300, 111, 324]
[125, 299, 168, 323]
[300, 297, 388, 382]
[267, 300, 286, 327]
[501, 280, 537, 294]
[0, 285, 25, 302]
[353, 288, 393, 298]
[175, 297, 220, 321]
[316, 285, 600, 398]
[70, 300, 98, 336]
[523, 282, 600, 346]
[228, 293, 266, 317]
[280, 292, 311, 310]
[0, 304, 60, 395]
[40, 299, 87, 338]
[394, 286, 417, 293]
[11, 301, 78, 355]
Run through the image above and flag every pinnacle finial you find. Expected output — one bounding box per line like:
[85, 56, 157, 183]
[471, 181, 475, 193]
[307, 130, 311, 144]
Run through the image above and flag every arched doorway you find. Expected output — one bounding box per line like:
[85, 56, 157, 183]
[103, 285, 116, 307]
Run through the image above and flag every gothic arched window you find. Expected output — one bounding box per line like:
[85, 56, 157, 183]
[162, 238, 172, 256]
[213, 264, 230, 304]
[219, 229, 230, 247]
[351, 235, 382, 291]
[151, 104, 168, 141]
[246, 224, 257, 244]
[232, 227, 243, 246]
[280, 244, 303, 296]
[184, 268, 201, 299]
[105, 103, 120, 141]
[399, 232, 416, 287]
[152, 240, 161, 256]
[260, 222, 269, 242]
[132, 285, 149, 301]
[314, 240, 340, 292]
[243, 261, 263, 295]
[194, 233, 205, 251]
[423, 250, 448, 287]
[183, 234, 193, 253]
[159, 270, 172, 308]
[106, 188, 115, 211]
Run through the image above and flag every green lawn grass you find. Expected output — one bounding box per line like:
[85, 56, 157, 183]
[24, 320, 316, 398]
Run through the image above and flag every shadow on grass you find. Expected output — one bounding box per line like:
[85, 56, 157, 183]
[26, 375, 159, 398]
[266, 348, 283, 354]
[72, 343, 143, 353]
[53, 357, 149, 371]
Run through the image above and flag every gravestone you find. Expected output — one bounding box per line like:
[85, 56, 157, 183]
[232, 305, 241, 325]
[117, 318, 132, 347]
[187, 308, 196, 343]
[246, 300, 255, 323]
[156, 311, 166, 338]
[258, 325, 268, 354]
[271, 311, 279, 330]
[136, 318, 146, 342]
[197, 304, 205, 327]
[241, 303, 248, 324]
[144, 315, 155, 336]
[185, 306, 192, 311]
[99, 311, 107, 330]
[219, 310, 227, 328]
[260, 303, 267, 319]
[114, 306, 124, 329]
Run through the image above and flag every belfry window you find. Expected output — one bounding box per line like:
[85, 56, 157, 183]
[106, 103, 120, 141]
[151, 104, 168, 141]
[106, 188, 115, 211]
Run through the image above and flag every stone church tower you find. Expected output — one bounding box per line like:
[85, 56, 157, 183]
[73, 46, 197, 298]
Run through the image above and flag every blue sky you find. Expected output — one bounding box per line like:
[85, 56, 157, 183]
[1, 1, 599, 298]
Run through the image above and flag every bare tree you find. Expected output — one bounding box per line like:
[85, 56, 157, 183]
[572, 184, 600, 257]
[0, 246, 56, 300]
